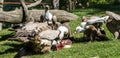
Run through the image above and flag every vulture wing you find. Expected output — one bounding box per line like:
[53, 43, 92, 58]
[105, 11, 120, 38]
[106, 11, 120, 21]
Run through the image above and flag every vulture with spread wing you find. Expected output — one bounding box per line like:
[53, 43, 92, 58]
[106, 11, 120, 39]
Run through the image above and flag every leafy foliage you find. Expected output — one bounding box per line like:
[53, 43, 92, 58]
[89, 0, 115, 4]
[77, 0, 116, 5]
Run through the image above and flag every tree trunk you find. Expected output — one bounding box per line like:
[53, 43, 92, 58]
[68, 0, 75, 11]
[69, 0, 72, 11]
[53, 0, 59, 9]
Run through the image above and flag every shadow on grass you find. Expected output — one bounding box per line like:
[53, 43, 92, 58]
[92, 4, 120, 11]
[70, 36, 110, 43]
[0, 41, 45, 58]
[0, 37, 110, 58]
[71, 4, 120, 17]
[14, 48, 45, 58]
[0, 42, 22, 55]
[0, 28, 16, 41]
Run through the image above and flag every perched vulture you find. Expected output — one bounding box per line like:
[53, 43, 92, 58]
[44, 5, 53, 24]
[106, 11, 120, 39]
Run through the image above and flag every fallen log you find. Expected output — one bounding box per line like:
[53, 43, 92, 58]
[0, 10, 23, 23]
[0, 9, 78, 24]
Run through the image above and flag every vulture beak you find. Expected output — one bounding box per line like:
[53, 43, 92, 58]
[47, 21, 53, 25]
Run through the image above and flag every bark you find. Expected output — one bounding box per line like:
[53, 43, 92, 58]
[0, 10, 23, 23]
[68, 0, 75, 11]
[20, 0, 29, 22]
[53, 0, 59, 9]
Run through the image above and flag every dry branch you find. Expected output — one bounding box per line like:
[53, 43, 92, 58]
[27, 0, 42, 8]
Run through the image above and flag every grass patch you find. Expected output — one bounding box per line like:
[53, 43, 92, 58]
[0, 40, 22, 58]
[26, 40, 120, 58]
[0, 28, 16, 41]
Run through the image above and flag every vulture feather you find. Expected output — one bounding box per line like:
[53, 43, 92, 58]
[106, 11, 120, 39]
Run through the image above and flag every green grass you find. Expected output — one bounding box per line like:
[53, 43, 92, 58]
[0, 40, 22, 58]
[0, 5, 120, 58]
[0, 28, 16, 40]
[28, 41, 120, 58]
[1, 40, 120, 58]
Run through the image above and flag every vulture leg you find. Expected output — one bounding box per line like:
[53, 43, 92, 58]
[114, 31, 119, 39]
[90, 33, 93, 41]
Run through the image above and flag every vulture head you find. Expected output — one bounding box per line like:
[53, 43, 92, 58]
[75, 26, 85, 33]
[57, 26, 69, 40]
[45, 5, 49, 12]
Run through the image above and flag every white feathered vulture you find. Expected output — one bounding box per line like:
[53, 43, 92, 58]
[39, 25, 69, 45]
[44, 5, 57, 25]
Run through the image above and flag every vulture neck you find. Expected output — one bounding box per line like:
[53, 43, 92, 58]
[45, 8, 49, 14]
[59, 30, 65, 40]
